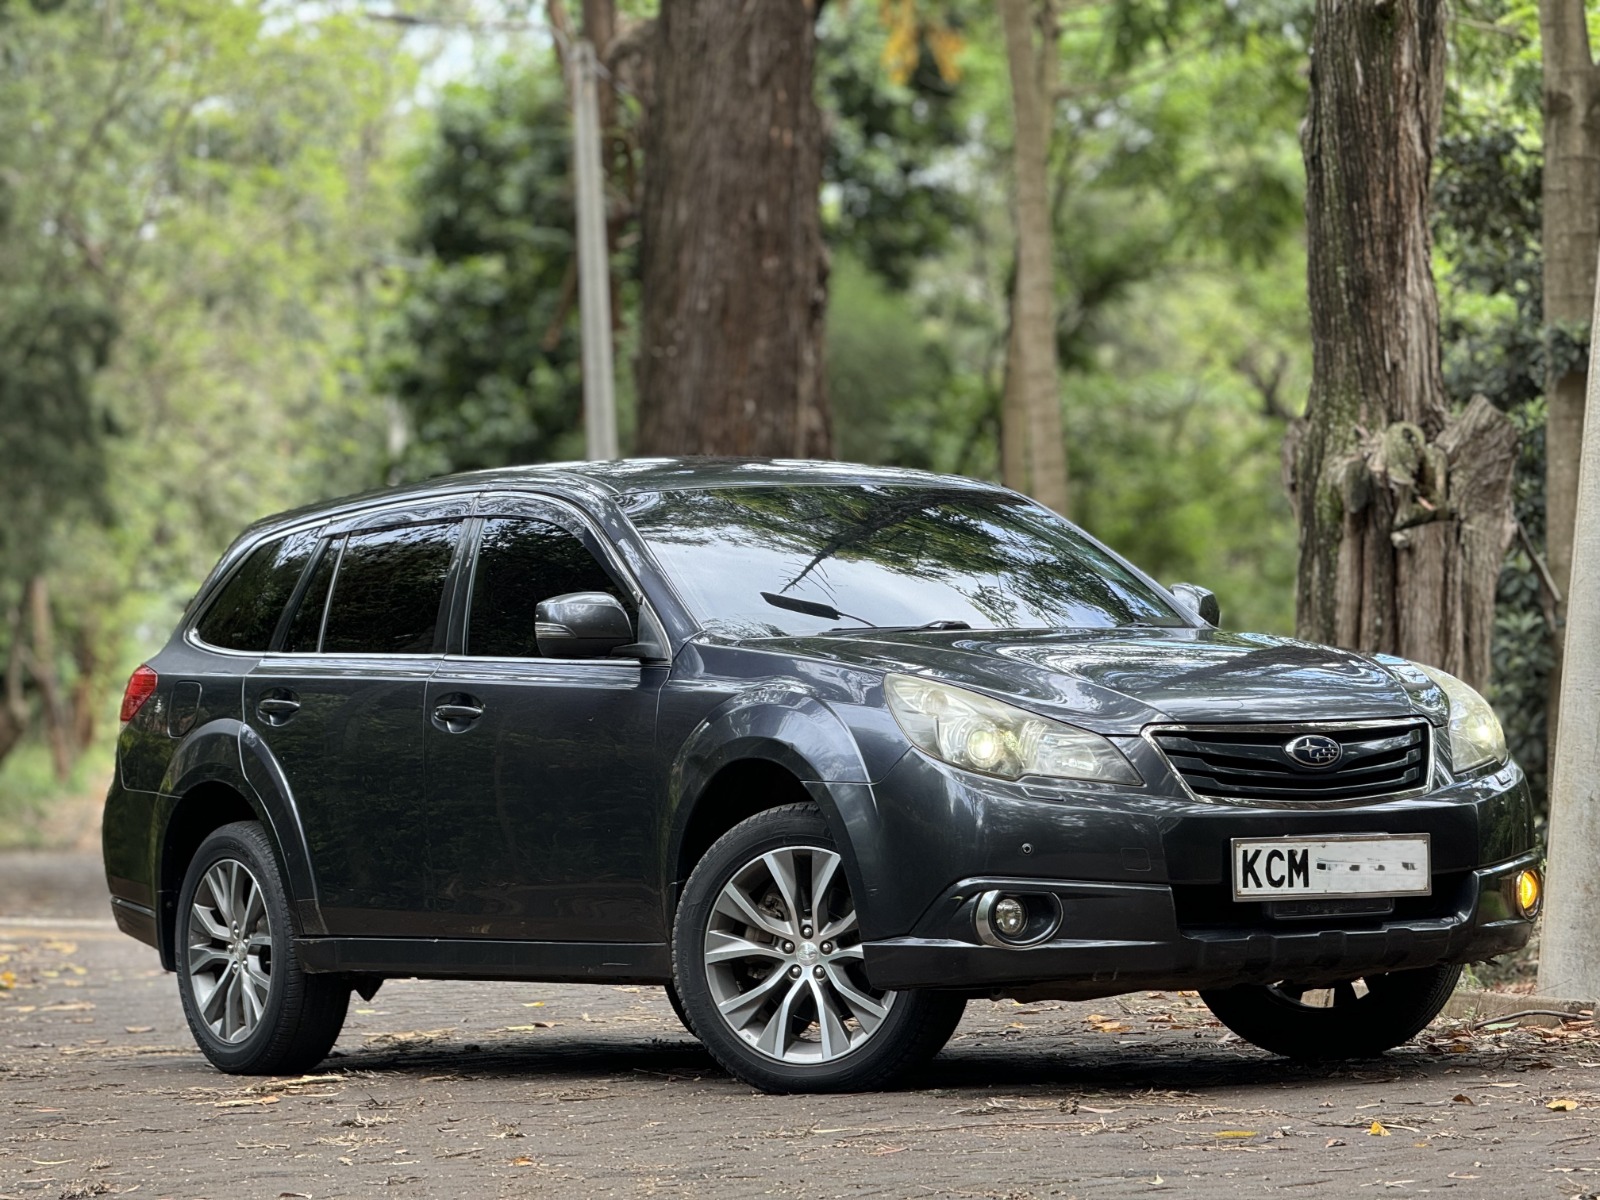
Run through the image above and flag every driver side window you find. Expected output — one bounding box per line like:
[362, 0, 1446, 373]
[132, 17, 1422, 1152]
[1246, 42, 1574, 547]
[466, 517, 633, 658]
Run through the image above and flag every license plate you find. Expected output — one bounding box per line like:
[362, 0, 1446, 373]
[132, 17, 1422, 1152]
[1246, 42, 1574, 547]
[1231, 834, 1430, 900]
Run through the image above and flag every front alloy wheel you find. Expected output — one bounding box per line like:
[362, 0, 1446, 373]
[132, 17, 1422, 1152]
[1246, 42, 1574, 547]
[703, 843, 889, 1063]
[674, 804, 964, 1092]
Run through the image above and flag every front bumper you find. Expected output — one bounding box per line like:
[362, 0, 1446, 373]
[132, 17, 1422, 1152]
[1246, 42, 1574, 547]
[849, 746, 1538, 998]
[862, 851, 1537, 997]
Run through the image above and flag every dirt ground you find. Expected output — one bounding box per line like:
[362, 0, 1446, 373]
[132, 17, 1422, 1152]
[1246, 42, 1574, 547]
[2, 851, 1597, 1200]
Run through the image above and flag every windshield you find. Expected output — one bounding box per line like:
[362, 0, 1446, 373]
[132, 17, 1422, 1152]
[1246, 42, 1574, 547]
[622, 484, 1187, 638]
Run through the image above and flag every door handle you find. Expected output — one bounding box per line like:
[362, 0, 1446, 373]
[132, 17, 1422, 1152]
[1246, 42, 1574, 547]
[433, 703, 484, 722]
[255, 694, 300, 725]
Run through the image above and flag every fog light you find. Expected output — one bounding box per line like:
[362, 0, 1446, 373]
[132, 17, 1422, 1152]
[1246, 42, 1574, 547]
[992, 896, 1027, 938]
[1515, 869, 1542, 918]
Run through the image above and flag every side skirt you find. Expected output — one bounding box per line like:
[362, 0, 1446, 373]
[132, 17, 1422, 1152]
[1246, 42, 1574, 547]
[294, 937, 671, 985]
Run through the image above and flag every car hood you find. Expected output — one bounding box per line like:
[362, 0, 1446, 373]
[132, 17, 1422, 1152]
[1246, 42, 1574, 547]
[741, 627, 1444, 734]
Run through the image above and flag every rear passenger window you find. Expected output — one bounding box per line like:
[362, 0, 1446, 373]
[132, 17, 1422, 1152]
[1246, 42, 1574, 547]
[467, 518, 632, 658]
[321, 523, 458, 655]
[195, 529, 319, 652]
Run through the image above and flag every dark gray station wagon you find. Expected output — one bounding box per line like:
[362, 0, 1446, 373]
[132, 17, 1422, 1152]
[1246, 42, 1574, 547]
[103, 459, 1539, 1092]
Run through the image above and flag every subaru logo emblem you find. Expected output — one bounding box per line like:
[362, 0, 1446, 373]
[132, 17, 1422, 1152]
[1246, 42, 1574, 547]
[1285, 733, 1342, 769]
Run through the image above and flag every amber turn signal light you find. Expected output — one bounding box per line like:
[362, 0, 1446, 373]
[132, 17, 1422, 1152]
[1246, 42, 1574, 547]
[1514, 869, 1542, 918]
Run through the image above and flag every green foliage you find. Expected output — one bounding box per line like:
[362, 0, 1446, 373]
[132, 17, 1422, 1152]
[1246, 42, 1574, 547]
[383, 66, 593, 479]
[818, 8, 973, 290]
[0, 1, 413, 804]
[1432, 4, 1555, 815]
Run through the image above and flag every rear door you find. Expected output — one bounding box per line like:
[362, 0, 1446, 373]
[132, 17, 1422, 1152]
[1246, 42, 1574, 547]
[423, 499, 668, 943]
[244, 516, 465, 937]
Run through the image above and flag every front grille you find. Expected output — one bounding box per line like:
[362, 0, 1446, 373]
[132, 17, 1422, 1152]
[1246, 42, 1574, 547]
[1150, 721, 1431, 804]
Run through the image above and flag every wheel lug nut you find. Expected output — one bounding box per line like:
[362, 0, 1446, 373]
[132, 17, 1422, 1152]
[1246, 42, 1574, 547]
[821, 941, 833, 954]
[801, 925, 813, 938]
[789, 965, 802, 978]
[783, 941, 795, 954]
[813, 966, 825, 979]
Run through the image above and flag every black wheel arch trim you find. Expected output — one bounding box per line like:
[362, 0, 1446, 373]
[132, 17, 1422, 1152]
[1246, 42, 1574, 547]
[661, 693, 898, 941]
[148, 718, 326, 970]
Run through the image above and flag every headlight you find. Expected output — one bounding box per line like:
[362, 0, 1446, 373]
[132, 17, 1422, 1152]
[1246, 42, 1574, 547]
[1413, 663, 1507, 773]
[884, 674, 1141, 785]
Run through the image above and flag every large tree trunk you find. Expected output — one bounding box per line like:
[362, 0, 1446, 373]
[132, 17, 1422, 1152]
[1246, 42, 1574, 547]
[999, 0, 1068, 513]
[635, 0, 830, 458]
[1287, 0, 1517, 690]
[1539, 0, 1600, 747]
[1538, 240, 1600, 1005]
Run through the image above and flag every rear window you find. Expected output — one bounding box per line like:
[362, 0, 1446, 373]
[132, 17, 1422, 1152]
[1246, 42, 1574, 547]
[321, 522, 459, 655]
[194, 529, 319, 652]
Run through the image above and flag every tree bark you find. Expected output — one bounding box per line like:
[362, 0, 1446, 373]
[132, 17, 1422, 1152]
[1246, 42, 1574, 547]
[1539, 0, 1600, 750]
[24, 576, 73, 781]
[999, 0, 1068, 513]
[635, 0, 830, 458]
[1538, 240, 1600, 1005]
[1287, 0, 1517, 690]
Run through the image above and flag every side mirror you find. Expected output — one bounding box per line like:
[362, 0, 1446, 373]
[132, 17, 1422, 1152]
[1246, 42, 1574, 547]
[1168, 582, 1220, 627]
[535, 592, 635, 658]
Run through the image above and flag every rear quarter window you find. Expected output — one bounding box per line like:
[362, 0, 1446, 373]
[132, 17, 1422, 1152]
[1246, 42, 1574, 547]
[194, 529, 319, 652]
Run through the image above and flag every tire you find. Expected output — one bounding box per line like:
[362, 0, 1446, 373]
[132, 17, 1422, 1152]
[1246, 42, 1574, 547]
[174, 821, 350, 1074]
[1199, 963, 1462, 1060]
[663, 980, 697, 1038]
[672, 804, 965, 1093]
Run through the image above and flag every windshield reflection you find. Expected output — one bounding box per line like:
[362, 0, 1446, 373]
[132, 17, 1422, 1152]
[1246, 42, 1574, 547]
[622, 485, 1185, 637]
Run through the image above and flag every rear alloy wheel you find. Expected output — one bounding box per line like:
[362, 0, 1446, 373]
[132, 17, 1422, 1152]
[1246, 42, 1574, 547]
[673, 804, 964, 1092]
[176, 821, 350, 1074]
[1200, 963, 1462, 1059]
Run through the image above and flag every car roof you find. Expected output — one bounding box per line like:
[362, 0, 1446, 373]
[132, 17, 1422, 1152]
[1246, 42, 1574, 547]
[237, 458, 1011, 543]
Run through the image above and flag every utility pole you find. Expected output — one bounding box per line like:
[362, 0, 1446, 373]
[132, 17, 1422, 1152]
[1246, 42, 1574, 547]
[1537, 243, 1600, 1004]
[570, 38, 618, 461]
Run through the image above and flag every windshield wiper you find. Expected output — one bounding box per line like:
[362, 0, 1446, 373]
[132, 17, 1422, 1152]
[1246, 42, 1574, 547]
[761, 591, 871, 626]
[759, 592, 971, 633]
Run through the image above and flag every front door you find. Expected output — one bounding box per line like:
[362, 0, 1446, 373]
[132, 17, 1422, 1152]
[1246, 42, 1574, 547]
[244, 520, 461, 936]
[423, 509, 666, 942]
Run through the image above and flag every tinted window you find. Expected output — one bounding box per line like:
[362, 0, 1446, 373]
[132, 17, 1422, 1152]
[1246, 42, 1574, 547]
[195, 529, 319, 651]
[281, 536, 339, 654]
[466, 517, 632, 658]
[321, 523, 458, 655]
[623, 486, 1184, 637]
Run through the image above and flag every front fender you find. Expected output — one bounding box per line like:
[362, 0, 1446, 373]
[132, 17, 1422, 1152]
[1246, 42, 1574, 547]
[663, 688, 905, 938]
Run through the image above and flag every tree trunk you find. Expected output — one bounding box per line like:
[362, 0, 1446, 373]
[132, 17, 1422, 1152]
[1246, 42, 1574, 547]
[1539, 0, 1600, 752]
[1538, 240, 1600, 1005]
[0, 599, 28, 767]
[999, 0, 1068, 513]
[25, 576, 73, 781]
[635, 0, 830, 458]
[1287, 0, 1517, 690]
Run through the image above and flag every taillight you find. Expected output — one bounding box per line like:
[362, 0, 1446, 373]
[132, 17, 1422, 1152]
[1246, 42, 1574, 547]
[120, 665, 158, 723]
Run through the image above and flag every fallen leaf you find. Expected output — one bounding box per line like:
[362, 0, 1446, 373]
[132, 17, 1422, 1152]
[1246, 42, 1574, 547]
[510, 1156, 536, 1166]
[0, 971, 14, 989]
[124, 1025, 153, 1034]
[1368, 1120, 1390, 1136]
[1452, 1094, 1474, 1105]
[1325, 1138, 1346, 1148]
[1214, 1130, 1258, 1139]
[1150, 1175, 1164, 1186]
[1546, 1098, 1579, 1111]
